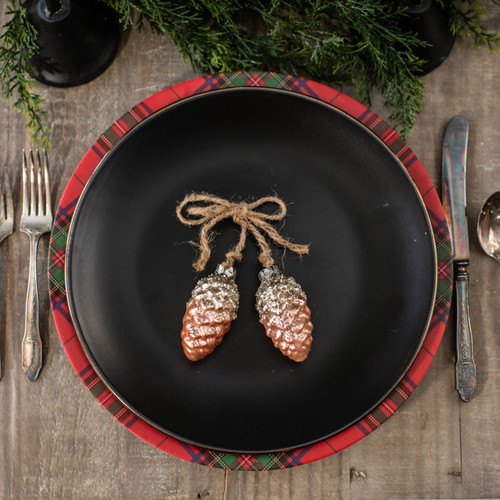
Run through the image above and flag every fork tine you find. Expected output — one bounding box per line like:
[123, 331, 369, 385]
[37, 151, 43, 216]
[29, 150, 36, 216]
[43, 151, 51, 216]
[4, 169, 13, 222]
[22, 150, 28, 216]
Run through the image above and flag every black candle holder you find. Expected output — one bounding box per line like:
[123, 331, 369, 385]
[399, 0, 456, 75]
[23, 0, 120, 87]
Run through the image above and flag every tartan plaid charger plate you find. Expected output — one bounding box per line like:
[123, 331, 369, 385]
[48, 72, 453, 471]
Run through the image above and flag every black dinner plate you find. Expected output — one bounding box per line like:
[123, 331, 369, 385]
[66, 88, 437, 453]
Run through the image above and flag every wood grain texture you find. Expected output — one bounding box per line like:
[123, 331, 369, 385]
[1, 5, 500, 499]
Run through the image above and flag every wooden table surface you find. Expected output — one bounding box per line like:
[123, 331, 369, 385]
[1, 6, 500, 500]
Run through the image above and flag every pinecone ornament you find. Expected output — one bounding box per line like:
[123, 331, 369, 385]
[181, 265, 239, 361]
[256, 266, 313, 362]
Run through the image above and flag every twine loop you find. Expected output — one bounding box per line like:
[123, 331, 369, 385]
[176, 193, 309, 271]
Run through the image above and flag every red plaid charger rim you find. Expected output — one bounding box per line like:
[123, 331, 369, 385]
[48, 71, 453, 471]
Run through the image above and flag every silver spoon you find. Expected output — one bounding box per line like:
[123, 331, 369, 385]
[477, 191, 500, 264]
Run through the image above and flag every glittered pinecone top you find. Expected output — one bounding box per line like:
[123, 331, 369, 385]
[256, 266, 313, 362]
[181, 266, 239, 361]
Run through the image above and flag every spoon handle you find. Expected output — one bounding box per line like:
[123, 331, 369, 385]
[455, 262, 476, 402]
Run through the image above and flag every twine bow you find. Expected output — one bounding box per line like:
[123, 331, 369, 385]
[176, 193, 309, 271]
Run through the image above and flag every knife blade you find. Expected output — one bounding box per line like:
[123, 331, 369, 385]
[442, 115, 476, 402]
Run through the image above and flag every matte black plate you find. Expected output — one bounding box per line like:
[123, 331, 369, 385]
[66, 88, 436, 453]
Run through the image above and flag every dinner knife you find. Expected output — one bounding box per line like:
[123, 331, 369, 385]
[441, 115, 476, 402]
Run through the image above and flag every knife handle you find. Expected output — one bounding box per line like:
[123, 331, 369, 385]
[455, 262, 476, 402]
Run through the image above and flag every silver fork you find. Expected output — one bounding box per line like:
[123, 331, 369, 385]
[0, 170, 14, 380]
[21, 150, 52, 381]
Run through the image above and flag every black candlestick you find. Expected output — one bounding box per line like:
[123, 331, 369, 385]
[23, 0, 120, 87]
[44, 0, 61, 13]
[399, 0, 455, 75]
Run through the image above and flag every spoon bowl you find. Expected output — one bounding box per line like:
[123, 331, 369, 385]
[477, 191, 500, 264]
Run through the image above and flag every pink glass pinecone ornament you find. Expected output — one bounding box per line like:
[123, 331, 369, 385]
[180, 265, 239, 361]
[256, 266, 313, 362]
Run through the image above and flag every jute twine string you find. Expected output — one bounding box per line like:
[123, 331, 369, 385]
[176, 193, 309, 271]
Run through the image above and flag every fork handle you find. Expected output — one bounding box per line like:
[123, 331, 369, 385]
[22, 235, 43, 381]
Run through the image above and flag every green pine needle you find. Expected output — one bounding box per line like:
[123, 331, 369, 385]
[0, 0, 49, 148]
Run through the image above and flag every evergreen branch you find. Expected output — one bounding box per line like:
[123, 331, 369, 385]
[0, 0, 49, 148]
[438, 0, 500, 50]
[105, 0, 427, 135]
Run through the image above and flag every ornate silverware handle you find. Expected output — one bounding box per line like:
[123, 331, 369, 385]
[455, 262, 476, 402]
[22, 235, 43, 382]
